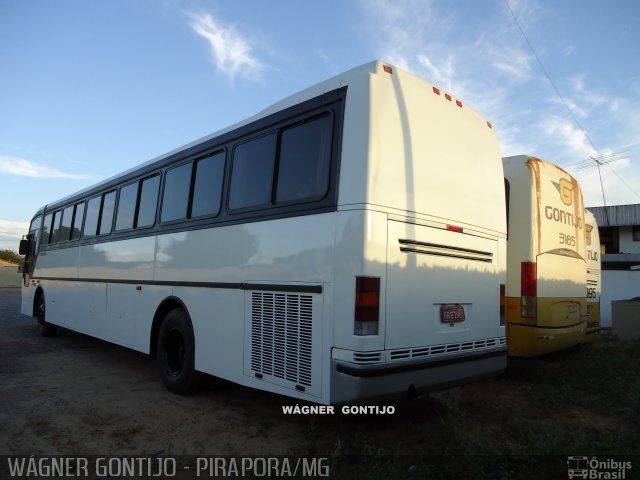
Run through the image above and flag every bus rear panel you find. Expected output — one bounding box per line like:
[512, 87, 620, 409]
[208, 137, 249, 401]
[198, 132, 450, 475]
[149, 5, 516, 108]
[329, 62, 507, 403]
[503, 155, 587, 357]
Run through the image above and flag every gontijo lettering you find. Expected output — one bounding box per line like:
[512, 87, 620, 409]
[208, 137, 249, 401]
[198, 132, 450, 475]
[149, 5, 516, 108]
[544, 206, 583, 229]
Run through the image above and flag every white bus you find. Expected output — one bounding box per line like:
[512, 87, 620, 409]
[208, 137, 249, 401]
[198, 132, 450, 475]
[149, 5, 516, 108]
[502, 155, 587, 357]
[20, 61, 507, 404]
[585, 209, 601, 339]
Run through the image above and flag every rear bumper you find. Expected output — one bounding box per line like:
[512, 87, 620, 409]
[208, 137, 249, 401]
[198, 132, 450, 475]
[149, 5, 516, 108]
[329, 346, 507, 404]
[507, 321, 586, 357]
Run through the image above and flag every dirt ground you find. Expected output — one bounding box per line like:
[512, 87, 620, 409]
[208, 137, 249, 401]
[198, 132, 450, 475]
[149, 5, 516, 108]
[0, 288, 325, 456]
[2, 287, 634, 479]
[0, 288, 438, 458]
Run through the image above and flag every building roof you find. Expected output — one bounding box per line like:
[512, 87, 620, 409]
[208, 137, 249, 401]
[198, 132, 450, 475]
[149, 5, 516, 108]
[587, 204, 640, 227]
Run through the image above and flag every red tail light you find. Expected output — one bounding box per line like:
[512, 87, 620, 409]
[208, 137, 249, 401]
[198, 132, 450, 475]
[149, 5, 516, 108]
[521, 262, 537, 296]
[521, 262, 537, 318]
[354, 276, 380, 336]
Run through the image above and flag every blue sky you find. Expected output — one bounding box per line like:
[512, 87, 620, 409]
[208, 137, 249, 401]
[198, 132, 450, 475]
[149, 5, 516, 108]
[1, 0, 639, 250]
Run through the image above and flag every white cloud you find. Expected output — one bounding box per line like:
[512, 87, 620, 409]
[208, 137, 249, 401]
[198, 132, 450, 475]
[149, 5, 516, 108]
[357, 0, 640, 206]
[541, 116, 598, 158]
[0, 219, 30, 251]
[488, 45, 532, 81]
[189, 12, 264, 81]
[417, 53, 455, 87]
[0, 155, 86, 179]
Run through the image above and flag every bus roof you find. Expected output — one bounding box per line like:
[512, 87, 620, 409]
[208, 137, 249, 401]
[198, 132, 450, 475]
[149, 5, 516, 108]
[38, 60, 495, 216]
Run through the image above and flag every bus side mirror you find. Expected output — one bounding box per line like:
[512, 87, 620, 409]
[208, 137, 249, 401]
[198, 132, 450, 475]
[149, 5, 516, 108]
[19, 239, 28, 255]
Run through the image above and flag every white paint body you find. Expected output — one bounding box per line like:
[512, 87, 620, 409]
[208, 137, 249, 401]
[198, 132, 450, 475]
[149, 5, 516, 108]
[22, 61, 507, 404]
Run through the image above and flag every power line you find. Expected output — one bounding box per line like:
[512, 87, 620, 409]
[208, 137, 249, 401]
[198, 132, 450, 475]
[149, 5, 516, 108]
[502, 0, 612, 224]
[503, 0, 603, 158]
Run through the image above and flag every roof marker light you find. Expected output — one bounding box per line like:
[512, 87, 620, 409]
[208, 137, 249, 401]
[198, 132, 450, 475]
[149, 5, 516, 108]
[433, 86, 441, 95]
[456, 100, 463, 108]
[383, 65, 393, 74]
[487, 121, 493, 129]
[447, 225, 463, 233]
[445, 93, 452, 101]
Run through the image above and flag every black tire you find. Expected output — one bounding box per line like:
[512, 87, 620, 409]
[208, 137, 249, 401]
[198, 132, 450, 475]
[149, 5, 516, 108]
[156, 308, 205, 394]
[35, 291, 58, 337]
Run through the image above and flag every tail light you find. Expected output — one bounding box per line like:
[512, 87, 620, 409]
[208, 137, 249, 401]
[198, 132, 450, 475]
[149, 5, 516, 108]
[354, 276, 380, 336]
[500, 284, 505, 326]
[521, 262, 537, 319]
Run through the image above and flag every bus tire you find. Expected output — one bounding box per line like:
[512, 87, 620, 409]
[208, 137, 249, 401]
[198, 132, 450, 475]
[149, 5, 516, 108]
[35, 290, 58, 337]
[156, 307, 205, 394]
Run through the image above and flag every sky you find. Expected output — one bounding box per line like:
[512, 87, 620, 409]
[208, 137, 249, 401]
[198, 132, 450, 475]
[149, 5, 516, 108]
[1, 0, 639, 250]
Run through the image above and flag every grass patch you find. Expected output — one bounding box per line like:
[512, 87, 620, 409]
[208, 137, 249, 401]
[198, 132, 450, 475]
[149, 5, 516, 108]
[292, 337, 640, 479]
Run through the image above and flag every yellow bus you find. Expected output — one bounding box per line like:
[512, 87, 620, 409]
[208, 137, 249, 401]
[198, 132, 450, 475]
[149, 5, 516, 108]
[503, 155, 587, 356]
[585, 209, 601, 339]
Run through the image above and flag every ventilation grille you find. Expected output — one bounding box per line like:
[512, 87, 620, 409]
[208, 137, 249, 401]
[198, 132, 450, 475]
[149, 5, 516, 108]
[250, 292, 313, 387]
[388, 337, 504, 361]
[352, 351, 383, 364]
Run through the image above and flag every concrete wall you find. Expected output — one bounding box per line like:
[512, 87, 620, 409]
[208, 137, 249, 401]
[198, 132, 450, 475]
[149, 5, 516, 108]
[601, 270, 640, 327]
[619, 226, 640, 254]
[0, 266, 22, 287]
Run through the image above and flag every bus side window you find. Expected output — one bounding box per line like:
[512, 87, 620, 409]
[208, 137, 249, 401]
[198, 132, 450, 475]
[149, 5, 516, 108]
[137, 175, 160, 228]
[161, 163, 192, 223]
[42, 213, 53, 244]
[70, 202, 85, 240]
[31, 215, 42, 252]
[116, 182, 137, 231]
[50, 210, 62, 244]
[99, 191, 116, 235]
[84, 196, 101, 237]
[191, 152, 225, 218]
[276, 114, 332, 204]
[229, 134, 277, 211]
[60, 205, 74, 242]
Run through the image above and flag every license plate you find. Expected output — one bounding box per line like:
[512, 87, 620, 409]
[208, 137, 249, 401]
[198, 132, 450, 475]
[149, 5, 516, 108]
[440, 305, 465, 323]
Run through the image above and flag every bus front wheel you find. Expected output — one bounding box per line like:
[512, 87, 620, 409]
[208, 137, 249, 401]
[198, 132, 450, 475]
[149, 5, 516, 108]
[156, 308, 204, 394]
[35, 291, 58, 337]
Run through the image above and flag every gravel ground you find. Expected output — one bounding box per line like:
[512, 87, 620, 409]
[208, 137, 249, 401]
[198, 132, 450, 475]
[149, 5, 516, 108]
[0, 287, 321, 457]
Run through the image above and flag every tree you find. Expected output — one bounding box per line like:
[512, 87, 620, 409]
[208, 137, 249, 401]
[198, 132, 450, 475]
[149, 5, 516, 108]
[0, 250, 24, 266]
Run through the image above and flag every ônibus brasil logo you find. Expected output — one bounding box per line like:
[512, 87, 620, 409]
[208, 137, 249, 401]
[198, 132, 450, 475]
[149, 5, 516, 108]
[567, 456, 632, 479]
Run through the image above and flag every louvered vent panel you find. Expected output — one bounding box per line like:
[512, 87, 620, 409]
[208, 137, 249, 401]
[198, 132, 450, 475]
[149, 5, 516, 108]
[251, 292, 313, 387]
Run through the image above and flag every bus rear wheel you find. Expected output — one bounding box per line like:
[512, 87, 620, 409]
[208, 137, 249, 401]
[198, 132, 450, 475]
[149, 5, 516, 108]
[35, 291, 58, 337]
[156, 308, 205, 394]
